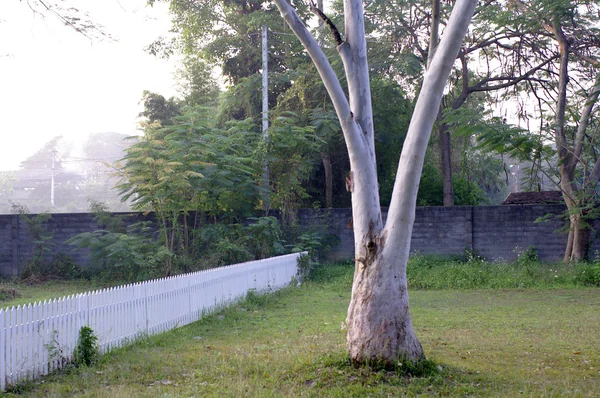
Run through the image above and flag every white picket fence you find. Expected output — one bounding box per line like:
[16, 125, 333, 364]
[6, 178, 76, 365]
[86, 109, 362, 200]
[0, 252, 303, 391]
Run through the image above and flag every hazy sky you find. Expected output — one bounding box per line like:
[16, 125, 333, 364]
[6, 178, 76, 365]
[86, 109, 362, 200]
[0, 0, 179, 170]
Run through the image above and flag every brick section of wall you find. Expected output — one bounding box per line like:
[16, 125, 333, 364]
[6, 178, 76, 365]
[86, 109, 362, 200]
[0, 212, 152, 277]
[1, 205, 595, 277]
[471, 205, 569, 261]
[298, 205, 578, 262]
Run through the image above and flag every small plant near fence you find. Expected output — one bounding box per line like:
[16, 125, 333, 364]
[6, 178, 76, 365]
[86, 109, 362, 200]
[73, 326, 100, 367]
[45, 330, 70, 370]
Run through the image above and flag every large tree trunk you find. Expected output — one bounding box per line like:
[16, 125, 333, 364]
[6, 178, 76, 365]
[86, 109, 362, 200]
[346, 243, 424, 363]
[346, 0, 477, 364]
[550, 18, 586, 263]
[430, 0, 454, 207]
[274, 0, 476, 365]
[564, 212, 591, 262]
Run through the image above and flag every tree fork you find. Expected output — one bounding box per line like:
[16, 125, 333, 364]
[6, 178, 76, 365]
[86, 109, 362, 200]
[273, 0, 477, 366]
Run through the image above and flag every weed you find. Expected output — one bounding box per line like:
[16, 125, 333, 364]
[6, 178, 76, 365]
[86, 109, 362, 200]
[0, 287, 21, 302]
[514, 245, 539, 265]
[296, 253, 313, 281]
[45, 330, 70, 369]
[574, 263, 600, 286]
[461, 247, 486, 263]
[406, 254, 597, 289]
[73, 326, 100, 367]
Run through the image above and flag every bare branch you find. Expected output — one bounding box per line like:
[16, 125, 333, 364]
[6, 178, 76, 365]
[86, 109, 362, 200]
[469, 57, 558, 93]
[309, 0, 342, 46]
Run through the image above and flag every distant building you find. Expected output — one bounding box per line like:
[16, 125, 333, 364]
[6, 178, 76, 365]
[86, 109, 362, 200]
[502, 191, 563, 205]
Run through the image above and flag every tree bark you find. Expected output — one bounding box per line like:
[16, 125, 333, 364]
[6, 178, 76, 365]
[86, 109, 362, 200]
[439, 122, 454, 206]
[321, 152, 333, 208]
[572, 215, 590, 262]
[563, 227, 574, 264]
[549, 17, 591, 263]
[565, 214, 590, 262]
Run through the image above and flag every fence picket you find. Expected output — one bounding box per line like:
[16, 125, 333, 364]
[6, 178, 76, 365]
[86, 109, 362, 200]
[0, 252, 303, 391]
[0, 309, 5, 392]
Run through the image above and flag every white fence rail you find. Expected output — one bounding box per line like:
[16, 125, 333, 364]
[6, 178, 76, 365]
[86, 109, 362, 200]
[0, 252, 303, 391]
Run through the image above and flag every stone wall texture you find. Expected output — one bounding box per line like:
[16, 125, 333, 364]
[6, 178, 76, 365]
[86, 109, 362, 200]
[299, 205, 594, 262]
[1, 205, 596, 277]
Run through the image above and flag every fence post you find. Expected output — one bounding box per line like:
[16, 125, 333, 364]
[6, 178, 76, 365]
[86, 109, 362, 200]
[0, 309, 5, 392]
[144, 283, 149, 336]
[187, 276, 192, 325]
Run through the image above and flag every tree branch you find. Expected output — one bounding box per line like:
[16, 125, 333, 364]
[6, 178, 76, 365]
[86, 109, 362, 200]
[468, 56, 558, 93]
[272, 0, 362, 151]
[572, 72, 600, 171]
[309, 0, 343, 46]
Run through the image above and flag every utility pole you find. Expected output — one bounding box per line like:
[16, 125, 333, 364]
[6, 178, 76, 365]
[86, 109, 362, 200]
[262, 24, 269, 139]
[261, 24, 270, 210]
[50, 150, 56, 207]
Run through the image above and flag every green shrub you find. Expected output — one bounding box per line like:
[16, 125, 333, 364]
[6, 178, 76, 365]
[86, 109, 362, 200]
[515, 245, 539, 265]
[49, 252, 83, 280]
[575, 264, 600, 286]
[73, 326, 100, 367]
[68, 221, 170, 282]
[244, 216, 285, 259]
[0, 287, 21, 302]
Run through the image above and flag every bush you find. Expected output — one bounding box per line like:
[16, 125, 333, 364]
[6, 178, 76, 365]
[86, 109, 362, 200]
[68, 221, 171, 282]
[73, 326, 100, 367]
[0, 287, 21, 302]
[244, 217, 285, 259]
[575, 263, 600, 286]
[515, 246, 539, 265]
[49, 252, 83, 280]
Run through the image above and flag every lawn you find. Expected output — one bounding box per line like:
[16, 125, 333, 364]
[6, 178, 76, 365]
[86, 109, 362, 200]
[5, 261, 600, 397]
[0, 279, 108, 309]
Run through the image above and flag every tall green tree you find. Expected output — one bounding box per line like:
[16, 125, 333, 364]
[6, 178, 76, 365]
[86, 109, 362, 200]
[362, 0, 559, 206]
[470, 0, 600, 261]
[119, 107, 261, 274]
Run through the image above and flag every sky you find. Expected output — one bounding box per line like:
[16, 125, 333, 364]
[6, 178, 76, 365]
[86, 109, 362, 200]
[0, 0, 179, 170]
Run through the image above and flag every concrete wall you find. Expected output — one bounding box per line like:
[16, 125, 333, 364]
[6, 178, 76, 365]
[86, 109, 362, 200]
[299, 205, 588, 262]
[0, 205, 593, 277]
[0, 212, 150, 278]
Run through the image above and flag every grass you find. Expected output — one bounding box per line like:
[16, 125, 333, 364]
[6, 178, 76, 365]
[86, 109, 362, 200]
[407, 254, 600, 289]
[3, 254, 599, 309]
[0, 279, 112, 309]
[5, 260, 600, 397]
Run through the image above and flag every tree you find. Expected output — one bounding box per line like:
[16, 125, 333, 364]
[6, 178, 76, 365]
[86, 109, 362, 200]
[79, 132, 132, 211]
[119, 107, 261, 275]
[0, 172, 16, 214]
[138, 91, 183, 126]
[363, 0, 562, 206]
[272, 0, 477, 364]
[471, 0, 600, 261]
[20, 1, 111, 41]
[175, 54, 221, 107]
[16, 136, 71, 211]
